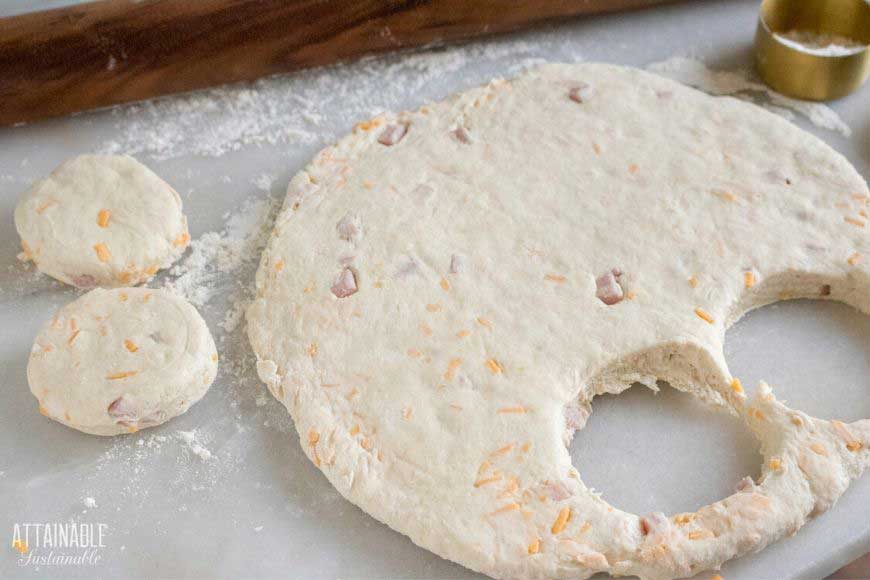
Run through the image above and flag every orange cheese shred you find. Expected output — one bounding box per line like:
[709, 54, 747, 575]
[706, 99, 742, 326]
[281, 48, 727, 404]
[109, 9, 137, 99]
[551, 507, 571, 534]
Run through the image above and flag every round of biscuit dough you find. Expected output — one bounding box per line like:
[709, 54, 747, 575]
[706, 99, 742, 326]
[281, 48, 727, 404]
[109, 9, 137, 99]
[14, 155, 190, 288]
[248, 64, 869, 579]
[28, 287, 218, 436]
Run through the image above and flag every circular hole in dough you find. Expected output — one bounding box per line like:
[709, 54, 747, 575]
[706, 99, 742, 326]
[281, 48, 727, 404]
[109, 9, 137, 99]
[569, 384, 762, 516]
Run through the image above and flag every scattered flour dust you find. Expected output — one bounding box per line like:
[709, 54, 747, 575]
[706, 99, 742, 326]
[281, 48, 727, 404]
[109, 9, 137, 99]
[85, 180, 292, 508]
[176, 429, 212, 461]
[165, 192, 279, 306]
[94, 32, 851, 162]
[98, 39, 542, 161]
[646, 56, 852, 137]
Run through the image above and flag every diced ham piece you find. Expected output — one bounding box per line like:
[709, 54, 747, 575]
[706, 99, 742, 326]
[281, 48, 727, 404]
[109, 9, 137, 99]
[569, 82, 594, 103]
[565, 404, 588, 431]
[69, 274, 97, 288]
[735, 476, 757, 493]
[640, 512, 669, 536]
[336, 213, 362, 243]
[451, 126, 472, 144]
[544, 480, 574, 501]
[395, 256, 420, 278]
[378, 123, 408, 146]
[595, 269, 624, 305]
[107, 396, 137, 421]
[331, 268, 358, 298]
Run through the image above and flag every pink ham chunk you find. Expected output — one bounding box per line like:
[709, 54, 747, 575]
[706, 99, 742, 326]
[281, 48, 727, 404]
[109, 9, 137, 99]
[336, 213, 362, 243]
[68, 273, 98, 288]
[595, 269, 624, 305]
[451, 126, 472, 144]
[735, 476, 757, 493]
[107, 396, 137, 421]
[108, 396, 163, 427]
[640, 511, 670, 536]
[569, 82, 594, 103]
[331, 268, 358, 298]
[543, 480, 573, 501]
[378, 123, 407, 146]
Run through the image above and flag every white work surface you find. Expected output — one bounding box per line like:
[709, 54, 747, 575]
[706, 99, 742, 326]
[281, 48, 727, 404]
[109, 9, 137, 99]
[0, 1, 868, 578]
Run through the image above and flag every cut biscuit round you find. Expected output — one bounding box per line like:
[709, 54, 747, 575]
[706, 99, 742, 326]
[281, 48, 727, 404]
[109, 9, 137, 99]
[28, 287, 218, 436]
[14, 155, 190, 288]
[248, 63, 869, 579]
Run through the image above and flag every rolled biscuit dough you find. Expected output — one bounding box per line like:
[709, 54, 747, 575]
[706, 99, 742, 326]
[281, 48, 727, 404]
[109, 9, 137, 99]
[248, 63, 869, 579]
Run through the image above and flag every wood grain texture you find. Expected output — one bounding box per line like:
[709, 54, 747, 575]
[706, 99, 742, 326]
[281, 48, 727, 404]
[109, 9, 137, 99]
[0, 0, 682, 126]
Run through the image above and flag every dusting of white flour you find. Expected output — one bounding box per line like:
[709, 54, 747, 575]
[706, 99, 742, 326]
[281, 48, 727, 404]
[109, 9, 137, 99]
[165, 193, 279, 306]
[98, 40, 542, 161]
[176, 430, 212, 461]
[646, 56, 852, 137]
[774, 30, 866, 57]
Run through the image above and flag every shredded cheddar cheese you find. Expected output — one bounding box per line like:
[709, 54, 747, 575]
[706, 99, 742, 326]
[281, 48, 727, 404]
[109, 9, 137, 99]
[93, 243, 111, 262]
[551, 507, 571, 534]
[485, 359, 504, 374]
[106, 370, 138, 380]
[491, 443, 515, 456]
[474, 474, 502, 488]
[490, 503, 520, 516]
[743, 271, 755, 288]
[173, 232, 191, 247]
[97, 209, 111, 228]
[444, 358, 462, 381]
[694, 307, 714, 324]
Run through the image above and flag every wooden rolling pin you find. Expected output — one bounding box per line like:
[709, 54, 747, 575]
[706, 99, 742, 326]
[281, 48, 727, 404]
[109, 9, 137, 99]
[0, 0, 680, 126]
